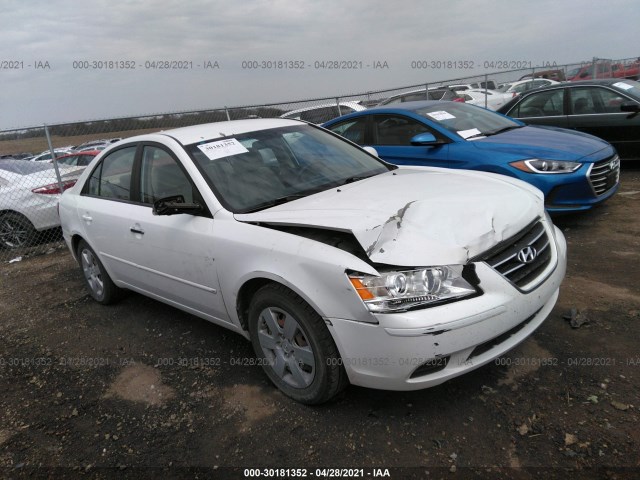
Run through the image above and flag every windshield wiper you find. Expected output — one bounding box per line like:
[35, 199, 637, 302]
[484, 125, 523, 136]
[240, 194, 309, 213]
[340, 173, 380, 185]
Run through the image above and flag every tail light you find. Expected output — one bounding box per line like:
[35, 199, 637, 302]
[453, 97, 465, 103]
[32, 179, 77, 195]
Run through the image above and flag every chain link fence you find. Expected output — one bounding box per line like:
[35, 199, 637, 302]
[1, 56, 638, 262]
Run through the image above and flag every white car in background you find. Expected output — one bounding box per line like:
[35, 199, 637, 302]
[30, 148, 77, 162]
[0, 160, 83, 248]
[59, 118, 566, 404]
[280, 101, 366, 123]
[459, 89, 514, 110]
[497, 79, 560, 97]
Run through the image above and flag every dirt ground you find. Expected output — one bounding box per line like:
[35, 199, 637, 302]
[1, 168, 639, 479]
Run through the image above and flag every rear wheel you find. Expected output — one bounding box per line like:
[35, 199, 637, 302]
[76, 239, 123, 304]
[0, 212, 37, 249]
[248, 284, 348, 404]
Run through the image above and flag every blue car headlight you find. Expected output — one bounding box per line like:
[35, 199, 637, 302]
[510, 159, 582, 174]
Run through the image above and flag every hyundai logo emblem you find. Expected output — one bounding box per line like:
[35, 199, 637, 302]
[610, 159, 619, 171]
[517, 246, 537, 264]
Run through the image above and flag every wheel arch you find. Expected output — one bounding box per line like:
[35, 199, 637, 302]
[234, 274, 328, 334]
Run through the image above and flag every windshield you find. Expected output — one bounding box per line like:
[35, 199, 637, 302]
[612, 79, 640, 101]
[414, 102, 522, 139]
[186, 124, 392, 212]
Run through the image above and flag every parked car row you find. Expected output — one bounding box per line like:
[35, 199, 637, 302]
[323, 100, 620, 213]
[3, 60, 635, 407]
[16, 83, 627, 404]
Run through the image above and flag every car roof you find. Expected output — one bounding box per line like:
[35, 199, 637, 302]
[366, 100, 447, 112]
[281, 101, 363, 116]
[553, 79, 632, 87]
[145, 118, 303, 145]
[508, 79, 634, 96]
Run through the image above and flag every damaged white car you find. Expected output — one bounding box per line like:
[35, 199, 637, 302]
[59, 119, 567, 404]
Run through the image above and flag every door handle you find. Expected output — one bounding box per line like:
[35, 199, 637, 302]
[130, 226, 145, 235]
[81, 214, 92, 222]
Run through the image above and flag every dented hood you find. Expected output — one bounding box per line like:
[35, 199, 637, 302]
[235, 167, 544, 266]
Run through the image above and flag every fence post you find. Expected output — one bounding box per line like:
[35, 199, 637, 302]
[484, 74, 488, 108]
[44, 125, 64, 194]
[336, 97, 342, 116]
[225, 107, 231, 121]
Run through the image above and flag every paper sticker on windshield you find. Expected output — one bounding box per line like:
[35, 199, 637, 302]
[197, 138, 248, 160]
[457, 128, 483, 140]
[427, 111, 456, 121]
[613, 82, 633, 90]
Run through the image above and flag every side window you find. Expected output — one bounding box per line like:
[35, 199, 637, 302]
[513, 90, 564, 117]
[300, 106, 341, 124]
[402, 92, 428, 102]
[58, 155, 77, 166]
[78, 155, 94, 166]
[87, 147, 136, 200]
[372, 115, 431, 146]
[572, 87, 626, 114]
[327, 117, 367, 144]
[139, 146, 194, 204]
[570, 88, 597, 115]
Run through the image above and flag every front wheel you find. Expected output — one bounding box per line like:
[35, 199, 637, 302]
[248, 284, 348, 404]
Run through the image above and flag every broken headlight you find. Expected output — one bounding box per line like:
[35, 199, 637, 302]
[348, 266, 476, 313]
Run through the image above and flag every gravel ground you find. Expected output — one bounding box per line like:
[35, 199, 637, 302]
[1, 168, 639, 479]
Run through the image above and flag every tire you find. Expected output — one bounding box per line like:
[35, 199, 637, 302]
[248, 283, 348, 404]
[0, 212, 37, 249]
[76, 239, 123, 304]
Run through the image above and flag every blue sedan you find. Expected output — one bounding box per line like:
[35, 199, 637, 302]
[322, 101, 620, 213]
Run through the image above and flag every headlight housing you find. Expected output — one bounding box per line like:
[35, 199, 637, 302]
[510, 159, 582, 174]
[348, 266, 476, 313]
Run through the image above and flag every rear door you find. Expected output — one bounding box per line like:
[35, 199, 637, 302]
[567, 86, 640, 160]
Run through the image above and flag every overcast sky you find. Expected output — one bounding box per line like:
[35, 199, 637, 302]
[1, 0, 639, 130]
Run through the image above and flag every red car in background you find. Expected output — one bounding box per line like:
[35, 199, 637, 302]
[53, 150, 100, 167]
[567, 59, 640, 81]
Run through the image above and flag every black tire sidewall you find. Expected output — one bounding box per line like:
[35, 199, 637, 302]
[248, 285, 341, 404]
[0, 213, 37, 249]
[76, 240, 117, 304]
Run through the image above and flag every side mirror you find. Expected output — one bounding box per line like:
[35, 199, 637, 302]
[410, 132, 438, 146]
[620, 102, 640, 113]
[153, 195, 203, 216]
[362, 146, 379, 157]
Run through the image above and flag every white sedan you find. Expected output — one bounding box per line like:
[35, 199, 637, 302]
[497, 79, 560, 98]
[59, 119, 567, 404]
[280, 101, 366, 123]
[459, 89, 514, 110]
[0, 160, 82, 248]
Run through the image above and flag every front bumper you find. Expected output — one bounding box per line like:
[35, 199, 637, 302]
[327, 225, 567, 391]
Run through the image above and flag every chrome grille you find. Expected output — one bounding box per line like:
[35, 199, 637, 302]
[589, 155, 620, 196]
[479, 221, 552, 290]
